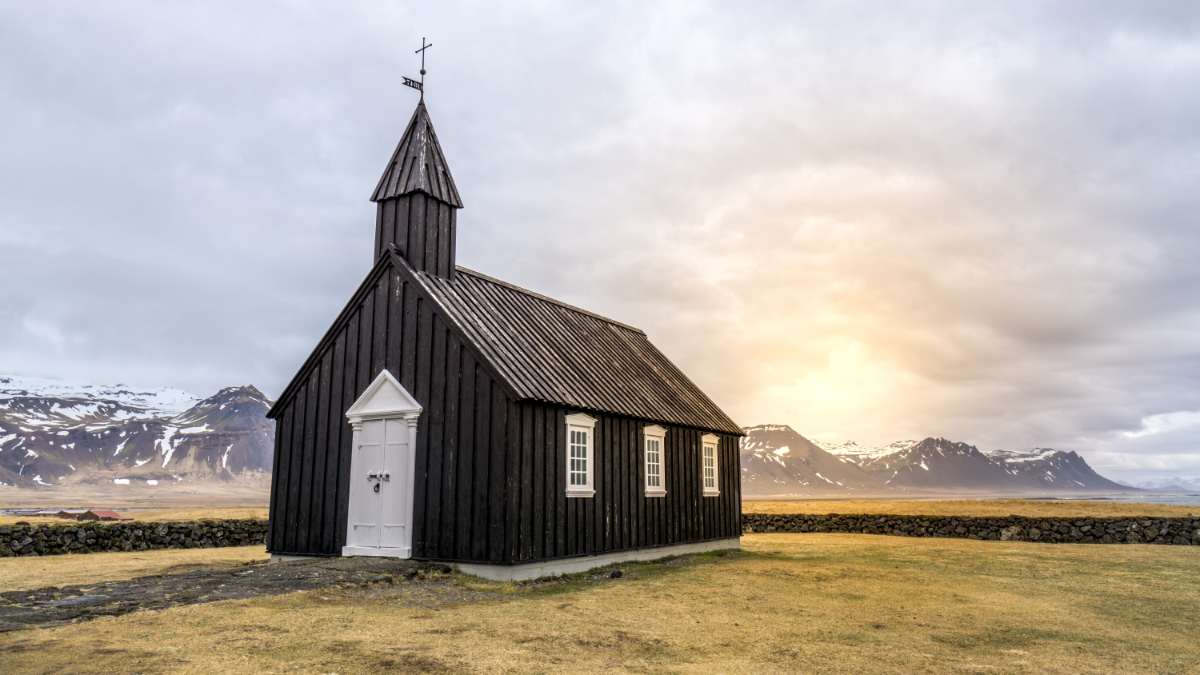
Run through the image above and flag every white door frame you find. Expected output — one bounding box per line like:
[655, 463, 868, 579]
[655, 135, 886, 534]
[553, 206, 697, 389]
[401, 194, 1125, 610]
[342, 369, 421, 558]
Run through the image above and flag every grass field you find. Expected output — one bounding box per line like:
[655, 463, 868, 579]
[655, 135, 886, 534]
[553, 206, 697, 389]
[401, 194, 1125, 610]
[1, 533, 1197, 673]
[743, 498, 1199, 518]
[0, 483, 268, 515]
[0, 546, 268, 592]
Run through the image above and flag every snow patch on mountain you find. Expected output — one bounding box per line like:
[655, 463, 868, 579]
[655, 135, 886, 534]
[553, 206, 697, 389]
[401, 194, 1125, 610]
[821, 439, 917, 459]
[157, 427, 180, 467]
[987, 448, 1061, 463]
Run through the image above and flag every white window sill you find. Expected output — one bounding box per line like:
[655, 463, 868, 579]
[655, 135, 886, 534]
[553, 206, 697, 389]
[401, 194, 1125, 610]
[644, 489, 667, 498]
[703, 489, 720, 497]
[566, 489, 595, 498]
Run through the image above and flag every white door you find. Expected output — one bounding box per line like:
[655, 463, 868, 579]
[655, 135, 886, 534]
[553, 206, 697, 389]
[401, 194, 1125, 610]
[379, 417, 411, 549]
[342, 369, 421, 559]
[344, 416, 415, 557]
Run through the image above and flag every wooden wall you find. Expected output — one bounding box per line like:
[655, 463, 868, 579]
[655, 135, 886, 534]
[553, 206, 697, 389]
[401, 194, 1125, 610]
[268, 259, 512, 560]
[496, 402, 742, 564]
[374, 192, 456, 277]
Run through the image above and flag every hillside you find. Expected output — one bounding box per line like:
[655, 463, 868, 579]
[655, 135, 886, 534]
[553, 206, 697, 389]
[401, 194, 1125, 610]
[859, 437, 1027, 489]
[0, 375, 272, 488]
[740, 425, 876, 493]
[740, 425, 1130, 497]
[987, 448, 1128, 491]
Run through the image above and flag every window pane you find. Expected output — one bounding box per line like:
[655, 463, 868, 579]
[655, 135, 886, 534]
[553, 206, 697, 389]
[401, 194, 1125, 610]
[568, 427, 590, 488]
[703, 443, 717, 489]
[645, 437, 663, 490]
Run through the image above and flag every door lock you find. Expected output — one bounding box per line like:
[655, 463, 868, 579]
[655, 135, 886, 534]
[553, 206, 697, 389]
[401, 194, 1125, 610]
[381, 472, 390, 482]
[373, 482, 381, 493]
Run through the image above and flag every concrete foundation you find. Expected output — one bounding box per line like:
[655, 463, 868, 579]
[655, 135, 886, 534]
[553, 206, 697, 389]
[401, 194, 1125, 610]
[454, 537, 741, 581]
[269, 553, 318, 563]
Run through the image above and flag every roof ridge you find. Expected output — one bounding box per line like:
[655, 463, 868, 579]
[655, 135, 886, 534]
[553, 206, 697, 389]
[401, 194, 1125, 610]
[453, 266, 645, 335]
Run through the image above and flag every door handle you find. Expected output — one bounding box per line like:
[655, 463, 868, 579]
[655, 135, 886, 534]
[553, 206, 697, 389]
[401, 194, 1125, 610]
[381, 472, 390, 482]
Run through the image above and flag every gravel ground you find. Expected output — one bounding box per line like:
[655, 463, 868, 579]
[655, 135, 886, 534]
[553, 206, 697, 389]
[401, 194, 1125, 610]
[0, 557, 452, 632]
[0, 552, 696, 633]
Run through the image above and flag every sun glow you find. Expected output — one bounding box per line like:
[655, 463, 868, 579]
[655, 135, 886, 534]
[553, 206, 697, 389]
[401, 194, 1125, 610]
[746, 340, 919, 443]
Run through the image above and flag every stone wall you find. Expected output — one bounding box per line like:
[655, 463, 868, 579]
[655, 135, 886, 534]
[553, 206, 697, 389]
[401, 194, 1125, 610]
[742, 513, 1200, 545]
[0, 519, 268, 557]
[8, 514, 1199, 556]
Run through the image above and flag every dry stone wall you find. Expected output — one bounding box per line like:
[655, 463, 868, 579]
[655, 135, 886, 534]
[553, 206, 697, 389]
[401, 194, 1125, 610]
[0, 519, 268, 557]
[7, 514, 1199, 557]
[742, 513, 1200, 545]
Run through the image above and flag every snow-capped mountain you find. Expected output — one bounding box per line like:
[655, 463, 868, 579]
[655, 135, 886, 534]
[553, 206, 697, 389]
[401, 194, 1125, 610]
[0, 375, 273, 487]
[740, 425, 1130, 496]
[739, 425, 876, 494]
[1134, 476, 1200, 492]
[857, 437, 1018, 489]
[986, 448, 1127, 491]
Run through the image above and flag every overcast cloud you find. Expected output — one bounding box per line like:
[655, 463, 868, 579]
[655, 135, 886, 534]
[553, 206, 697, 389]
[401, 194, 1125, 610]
[2, 2, 1198, 482]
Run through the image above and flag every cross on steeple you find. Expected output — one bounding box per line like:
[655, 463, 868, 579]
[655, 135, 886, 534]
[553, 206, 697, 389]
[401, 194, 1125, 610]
[403, 37, 433, 100]
[416, 37, 432, 76]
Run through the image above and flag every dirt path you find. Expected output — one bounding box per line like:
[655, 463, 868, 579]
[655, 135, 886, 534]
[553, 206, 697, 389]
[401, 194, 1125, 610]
[0, 557, 437, 632]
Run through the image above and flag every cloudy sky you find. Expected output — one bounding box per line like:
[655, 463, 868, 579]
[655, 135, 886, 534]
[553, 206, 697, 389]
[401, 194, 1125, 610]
[2, 2, 1198, 482]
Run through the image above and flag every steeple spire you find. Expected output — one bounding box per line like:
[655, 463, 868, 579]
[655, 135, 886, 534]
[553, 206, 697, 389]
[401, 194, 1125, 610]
[370, 101, 462, 277]
[371, 102, 462, 207]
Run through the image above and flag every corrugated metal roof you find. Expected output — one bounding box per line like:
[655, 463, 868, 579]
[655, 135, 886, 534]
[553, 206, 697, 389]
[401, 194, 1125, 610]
[411, 263, 742, 435]
[371, 101, 463, 207]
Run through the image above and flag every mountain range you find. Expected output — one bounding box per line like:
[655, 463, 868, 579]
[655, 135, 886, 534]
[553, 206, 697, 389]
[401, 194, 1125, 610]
[740, 424, 1130, 497]
[0, 375, 272, 488]
[0, 375, 1141, 497]
[1133, 476, 1200, 493]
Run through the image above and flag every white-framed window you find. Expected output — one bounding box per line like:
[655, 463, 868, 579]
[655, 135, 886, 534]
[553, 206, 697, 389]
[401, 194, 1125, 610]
[701, 433, 720, 497]
[643, 424, 667, 497]
[565, 412, 596, 498]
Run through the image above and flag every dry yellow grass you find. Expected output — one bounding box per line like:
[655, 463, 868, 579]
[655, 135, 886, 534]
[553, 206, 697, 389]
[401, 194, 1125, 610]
[0, 506, 268, 525]
[1, 533, 1197, 673]
[0, 545, 268, 592]
[0, 484, 268, 512]
[743, 498, 1199, 518]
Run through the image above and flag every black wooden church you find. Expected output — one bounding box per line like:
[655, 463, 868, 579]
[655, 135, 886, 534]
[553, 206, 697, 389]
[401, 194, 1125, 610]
[266, 95, 743, 579]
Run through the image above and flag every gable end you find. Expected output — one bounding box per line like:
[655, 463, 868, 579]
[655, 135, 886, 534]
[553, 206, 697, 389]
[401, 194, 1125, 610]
[267, 250, 517, 419]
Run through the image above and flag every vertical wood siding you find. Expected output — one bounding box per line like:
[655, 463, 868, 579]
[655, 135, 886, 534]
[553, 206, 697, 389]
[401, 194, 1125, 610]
[502, 401, 742, 563]
[268, 264, 511, 560]
[373, 193, 457, 277]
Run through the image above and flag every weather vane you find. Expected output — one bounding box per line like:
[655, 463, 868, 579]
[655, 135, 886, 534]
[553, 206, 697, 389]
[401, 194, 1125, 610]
[403, 37, 432, 100]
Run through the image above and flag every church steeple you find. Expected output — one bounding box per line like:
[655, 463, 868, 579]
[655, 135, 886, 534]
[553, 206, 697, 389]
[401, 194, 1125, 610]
[371, 101, 462, 277]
